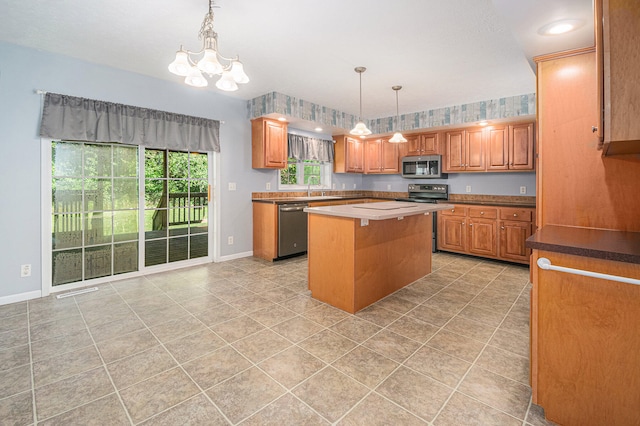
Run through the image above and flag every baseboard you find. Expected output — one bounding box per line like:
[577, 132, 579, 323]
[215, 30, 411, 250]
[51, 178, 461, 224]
[217, 251, 253, 262]
[0, 290, 42, 306]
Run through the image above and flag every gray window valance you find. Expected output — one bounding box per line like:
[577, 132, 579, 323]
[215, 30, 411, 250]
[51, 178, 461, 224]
[39, 92, 220, 152]
[288, 134, 334, 162]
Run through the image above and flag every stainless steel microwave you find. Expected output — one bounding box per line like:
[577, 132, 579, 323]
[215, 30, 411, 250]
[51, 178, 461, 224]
[401, 155, 447, 179]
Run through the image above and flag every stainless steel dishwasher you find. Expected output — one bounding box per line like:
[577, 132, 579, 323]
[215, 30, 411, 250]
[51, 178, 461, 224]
[278, 203, 308, 258]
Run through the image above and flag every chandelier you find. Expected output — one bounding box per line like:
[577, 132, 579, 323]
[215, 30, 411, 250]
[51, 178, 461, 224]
[168, 0, 249, 91]
[350, 67, 372, 137]
[389, 85, 407, 143]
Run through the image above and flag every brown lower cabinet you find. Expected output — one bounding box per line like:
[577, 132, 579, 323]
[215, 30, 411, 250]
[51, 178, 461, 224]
[437, 204, 534, 264]
[252, 198, 382, 261]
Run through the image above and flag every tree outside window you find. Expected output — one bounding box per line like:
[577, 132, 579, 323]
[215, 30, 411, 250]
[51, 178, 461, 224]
[280, 158, 331, 189]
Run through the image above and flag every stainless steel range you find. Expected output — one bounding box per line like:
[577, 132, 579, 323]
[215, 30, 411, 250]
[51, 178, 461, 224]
[396, 183, 449, 252]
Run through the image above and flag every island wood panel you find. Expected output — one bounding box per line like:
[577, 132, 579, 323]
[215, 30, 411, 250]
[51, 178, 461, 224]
[352, 214, 431, 311]
[308, 212, 431, 313]
[530, 249, 640, 426]
[307, 214, 356, 312]
[535, 48, 640, 232]
[252, 202, 278, 261]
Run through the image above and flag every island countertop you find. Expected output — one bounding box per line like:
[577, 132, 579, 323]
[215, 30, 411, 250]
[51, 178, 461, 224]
[304, 201, 453, 221]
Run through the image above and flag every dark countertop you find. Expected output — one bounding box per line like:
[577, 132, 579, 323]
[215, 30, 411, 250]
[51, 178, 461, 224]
[526, 225, 640, 264]
[439, 200, 536, 208]
[252, 196, 386, 205]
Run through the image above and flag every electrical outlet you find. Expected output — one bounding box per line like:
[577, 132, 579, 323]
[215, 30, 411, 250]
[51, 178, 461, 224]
[227, 236, 234, 245]
[520, 186, 526, 194]
[21, 264, 31, 278]
[353, 184, 357, 189]
[228, 182, 236, 191]
[466, 185, 472, 193]
[265, 182, 271, 190]
[387, 185, 391, 190]
[332, 183, 336, 189]
[342, 183, 346, 189]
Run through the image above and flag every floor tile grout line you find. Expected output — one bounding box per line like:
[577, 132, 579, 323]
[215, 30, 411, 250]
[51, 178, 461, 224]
[430, 277, 532, 424]
[25, 288, 136, 425]
[364, 259, 511, 423]
[16, 254, 533, 425]
[73, 291, 136, 425]
[26, 300, 37, 426]
[109, 283, 237, 425]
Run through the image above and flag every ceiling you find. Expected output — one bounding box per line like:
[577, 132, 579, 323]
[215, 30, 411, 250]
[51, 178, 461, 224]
[0, 0, 593, 125]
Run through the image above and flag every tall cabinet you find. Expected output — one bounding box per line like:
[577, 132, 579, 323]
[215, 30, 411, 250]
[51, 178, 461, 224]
[531, 46, 640, 426]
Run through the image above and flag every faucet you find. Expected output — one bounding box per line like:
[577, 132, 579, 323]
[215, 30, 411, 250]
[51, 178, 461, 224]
[307, 176, 320, 197]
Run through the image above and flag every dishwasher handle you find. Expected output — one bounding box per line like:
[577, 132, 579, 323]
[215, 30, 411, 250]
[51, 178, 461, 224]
[279, 204, 308, 212]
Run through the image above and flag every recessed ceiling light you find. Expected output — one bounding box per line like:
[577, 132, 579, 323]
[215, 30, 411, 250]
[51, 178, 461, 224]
[314, 127, 323, 132]
[538, 19, 584, 36]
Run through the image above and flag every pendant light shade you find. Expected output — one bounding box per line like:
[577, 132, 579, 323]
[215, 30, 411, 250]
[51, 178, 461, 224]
[350, 67, 372, 136]
[168, 0, 249, 91]
[388, 85, 407, 143]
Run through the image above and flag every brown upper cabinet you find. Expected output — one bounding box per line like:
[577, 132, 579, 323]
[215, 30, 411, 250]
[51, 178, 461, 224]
[333, 135, 365, 173]
[596, 0, 640, 155]
[487, 122, 535, 171]
[444, 129, 485, 172]
[445, 122, 535, 173]
[251, 118, 287, 169]
[405, 132, 440, 156]
[364, 138, 400, 174]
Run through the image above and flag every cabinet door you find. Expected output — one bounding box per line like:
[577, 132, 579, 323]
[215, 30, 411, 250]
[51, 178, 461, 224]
[421, 133, 440, 154]
[438, 214, 467, 252]
[406, 134, 423, 156]
[487, 126, 509, 170]
[264, 120, 287, 168]
[499, 220, 532, 262]
[466, 129, 486, 171]
[509, 123, 534, 170]
[468, 218, 497, 257]
[364, 139, 382, 173]
[346, 137, 364, 173]
[381, 139, 400, 173]
[444, 130, 465, 171]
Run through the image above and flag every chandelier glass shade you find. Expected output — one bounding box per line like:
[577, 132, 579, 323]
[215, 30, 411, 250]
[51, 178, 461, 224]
[388, 85, 407, 143]
[168, 0, 249, 91]
[350, 67, 372, 137]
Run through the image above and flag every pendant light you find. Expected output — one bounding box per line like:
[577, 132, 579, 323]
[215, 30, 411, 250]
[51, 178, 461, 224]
[168, 0, 249, 91]
[350, 67, 372, 136]
[389, 85, 407, 143]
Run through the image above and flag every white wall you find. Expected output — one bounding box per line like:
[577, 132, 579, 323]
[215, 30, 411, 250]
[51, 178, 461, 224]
[0, 42, 261, 301]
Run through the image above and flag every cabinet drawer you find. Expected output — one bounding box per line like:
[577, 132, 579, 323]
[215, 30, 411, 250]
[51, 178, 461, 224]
[499, 207, 533, 222]
[440, 205, 467, 216]
[468, 207, 497, 219]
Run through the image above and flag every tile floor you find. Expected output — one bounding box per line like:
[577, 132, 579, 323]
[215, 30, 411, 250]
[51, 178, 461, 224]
[0, 252, 557, 425]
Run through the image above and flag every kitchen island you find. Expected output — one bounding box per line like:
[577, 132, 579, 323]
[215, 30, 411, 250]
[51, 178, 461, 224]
[305, 201, 452, 313]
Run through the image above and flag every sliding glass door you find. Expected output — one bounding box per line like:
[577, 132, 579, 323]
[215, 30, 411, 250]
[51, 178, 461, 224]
[144, 149, 209, 266]
[51, 142, 139, 285]
[50, 141, 210, 288]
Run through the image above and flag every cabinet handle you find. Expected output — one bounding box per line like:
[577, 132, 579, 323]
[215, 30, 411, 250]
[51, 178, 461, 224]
[480, 211, 484, 215]
[451, 209, 455, 212]
[592, 126, 598, 133]
[501, 226, 505, 230]
[513, 213, 518, 217]
[469, 223, 473, 226]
